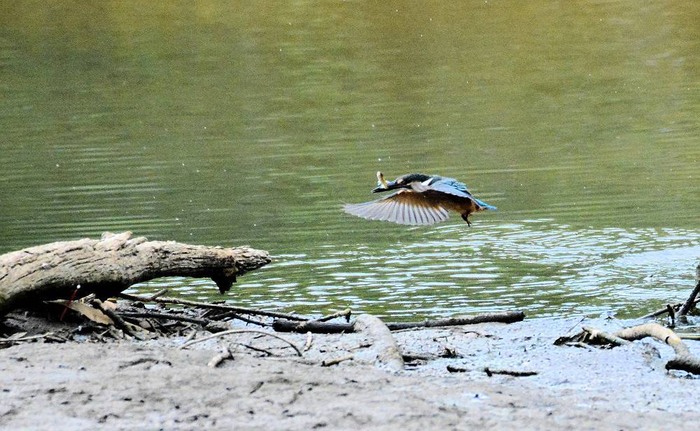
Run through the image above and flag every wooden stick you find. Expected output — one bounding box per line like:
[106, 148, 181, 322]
[179, 329, 302, 356]
[614, 322, 690, 357]
[118, 311, 212, 326]
[484, 367, 538, 377]
[239, 343, 275, 356]
[207, 347, 233, 368]
[678, 281, 700, 317]
[567, 322, 700, 375]
[273, 319, 352, 333]
[0, 332, 54, 345]
[581, 326, 631, 347]
[386, 311, 525, 330]
[321, 354, 354, 367]
[119, 293, 305, 321]
[92, 299, 142, 338]
[316, 308, 352, 323]
[273, 310, 525, 334]
[303, 332, 313, 352]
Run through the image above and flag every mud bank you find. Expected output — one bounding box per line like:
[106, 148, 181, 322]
[2, 316, 699, 430]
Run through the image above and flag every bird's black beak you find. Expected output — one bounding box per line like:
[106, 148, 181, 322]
[372, 181, 395, 193]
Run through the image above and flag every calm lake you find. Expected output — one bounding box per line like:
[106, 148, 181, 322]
[1, 1, 698, 320]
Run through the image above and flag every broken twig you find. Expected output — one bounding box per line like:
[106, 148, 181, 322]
[208, 346, 233, 368]
[180, 329, 302, 356]
[119, 293, 304, 321]
[321, 354, 354, 367]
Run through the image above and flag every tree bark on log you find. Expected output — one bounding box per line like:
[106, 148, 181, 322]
[0, 231, 271, 317]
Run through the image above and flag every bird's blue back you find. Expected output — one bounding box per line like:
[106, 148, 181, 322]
[430, 176, 497, 211]
[429, 176, 469, 193]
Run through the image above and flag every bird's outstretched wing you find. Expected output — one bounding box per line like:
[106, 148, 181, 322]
[426, 177, 472, 198]
[344, 190, 450, 225]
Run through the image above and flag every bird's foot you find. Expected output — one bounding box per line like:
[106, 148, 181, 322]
[461, 213, 472, 227]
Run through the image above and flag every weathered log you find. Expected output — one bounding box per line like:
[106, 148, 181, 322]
[385, 310, 525, 330]
[354, 314, 404, 372]
[560, 322, 700, 375]
[614, 322, 690, 357]
[272, 310, 526, 334]
[0, 231, 271, 317]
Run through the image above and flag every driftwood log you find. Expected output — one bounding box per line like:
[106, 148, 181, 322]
[0, 231, 271, 317]
[272, 310, 526, 334]
[354, 314, 405, 372]
[558, 322, 700, 375]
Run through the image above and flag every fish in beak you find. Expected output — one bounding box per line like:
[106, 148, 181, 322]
[372, 171, 392, 193]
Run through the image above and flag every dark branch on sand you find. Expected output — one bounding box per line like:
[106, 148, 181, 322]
[119, 293, 305, 322]
[640, 263, 700, 320]
[272, 310, 525, 334]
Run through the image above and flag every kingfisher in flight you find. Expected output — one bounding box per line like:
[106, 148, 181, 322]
[344, 172, 496, 226]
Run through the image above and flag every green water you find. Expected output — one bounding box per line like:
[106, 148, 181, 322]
[1, 1, 699, 319]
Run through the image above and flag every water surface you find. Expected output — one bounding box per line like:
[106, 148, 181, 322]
[1, 1, 698, 319]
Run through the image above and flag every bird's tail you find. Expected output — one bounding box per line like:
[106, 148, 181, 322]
[476, 199, 497, 211]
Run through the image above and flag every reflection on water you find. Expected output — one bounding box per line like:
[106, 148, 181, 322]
[1, 2, 699, 320]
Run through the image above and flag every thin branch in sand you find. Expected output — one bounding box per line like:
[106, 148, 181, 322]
[303, 332, 313, 352]
[119, 293, 305, 321]
[321, 354, 354, 367]
[118, 311, 211, 326]
[208, 346, 233, 368]
[180, 329, 303, 356]
[316, 308, 352, 323]
[239, 343, 276, 356]
[0, 332, 55, 346]
[213, 311, 271, 327]
[678, 280, 700, 317]
[91, 299, 144, 339]
[484, 367, 538, 377]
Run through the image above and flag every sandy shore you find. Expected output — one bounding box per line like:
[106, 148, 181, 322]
[2, 316, 699, 430]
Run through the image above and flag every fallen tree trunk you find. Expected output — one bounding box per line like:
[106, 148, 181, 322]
[0, 231, 271, 317]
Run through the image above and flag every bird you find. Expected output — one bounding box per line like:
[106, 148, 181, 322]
[344, 171, 496, 226]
